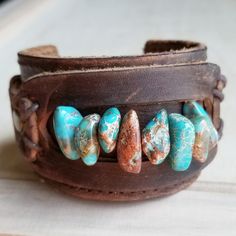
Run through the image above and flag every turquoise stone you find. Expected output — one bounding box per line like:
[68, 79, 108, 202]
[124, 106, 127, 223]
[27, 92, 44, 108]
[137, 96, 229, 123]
[142, 109, 170, 165]
[191, 116, 210, 163]
[183, 101, 218, 148]
[168, 113, 195, 171]
[75, 114, 100, 166]
[98, 107, 121, 153]
[53, 106, 83, 160]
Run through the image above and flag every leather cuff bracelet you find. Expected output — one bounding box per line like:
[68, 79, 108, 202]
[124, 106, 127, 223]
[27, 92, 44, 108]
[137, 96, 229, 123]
[9, 40, 226, 201]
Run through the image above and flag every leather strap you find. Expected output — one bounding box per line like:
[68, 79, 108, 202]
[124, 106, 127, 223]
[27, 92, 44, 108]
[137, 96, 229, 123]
[9, 40, 226, 201]
[18, 40, 207, 80]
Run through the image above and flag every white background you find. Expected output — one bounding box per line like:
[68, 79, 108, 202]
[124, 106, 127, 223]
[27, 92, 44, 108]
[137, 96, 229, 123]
[0, 0, 235, 235]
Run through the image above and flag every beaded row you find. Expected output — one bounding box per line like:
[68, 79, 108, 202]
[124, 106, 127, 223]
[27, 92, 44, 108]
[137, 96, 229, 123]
[53, 101, 218, 174]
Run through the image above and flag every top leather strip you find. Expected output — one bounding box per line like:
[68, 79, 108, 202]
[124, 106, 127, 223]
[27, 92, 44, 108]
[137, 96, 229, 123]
[18, 40, 207, 81]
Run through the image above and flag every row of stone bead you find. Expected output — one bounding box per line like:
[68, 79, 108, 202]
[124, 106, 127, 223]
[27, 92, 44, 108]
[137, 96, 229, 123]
[53, 101, 218, 174]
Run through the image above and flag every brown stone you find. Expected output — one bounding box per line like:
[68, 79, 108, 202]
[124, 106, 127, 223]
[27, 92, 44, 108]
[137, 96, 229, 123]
[117, 110, 142, 174]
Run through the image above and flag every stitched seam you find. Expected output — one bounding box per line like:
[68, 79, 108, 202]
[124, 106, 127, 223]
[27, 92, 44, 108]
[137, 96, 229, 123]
[46, 174, 198, 195]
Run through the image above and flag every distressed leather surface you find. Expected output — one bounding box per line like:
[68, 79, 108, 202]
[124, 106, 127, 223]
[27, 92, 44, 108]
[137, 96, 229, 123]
[9, 40, 226, 201]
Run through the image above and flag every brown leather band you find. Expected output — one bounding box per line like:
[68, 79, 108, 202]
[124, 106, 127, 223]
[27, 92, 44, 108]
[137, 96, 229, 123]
[9, 40, 226, 201]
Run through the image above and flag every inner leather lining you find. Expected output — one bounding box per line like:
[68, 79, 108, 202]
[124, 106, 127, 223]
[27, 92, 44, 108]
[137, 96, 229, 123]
[144, 40, 201, 53]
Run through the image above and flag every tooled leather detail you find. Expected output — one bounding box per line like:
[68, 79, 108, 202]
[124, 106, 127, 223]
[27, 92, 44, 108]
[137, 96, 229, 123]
[9, 76, 40, 161]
